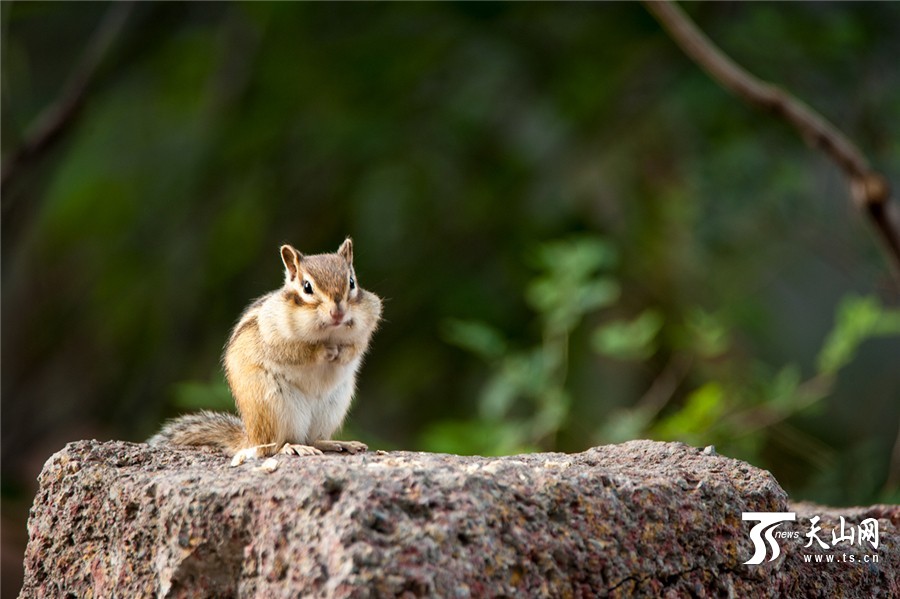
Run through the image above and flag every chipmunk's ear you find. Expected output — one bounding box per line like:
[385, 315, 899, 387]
[280, 244, 304, 281]
[338, 237, 353, 264]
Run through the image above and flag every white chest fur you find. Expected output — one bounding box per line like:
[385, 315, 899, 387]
[268, 357, 362, 444]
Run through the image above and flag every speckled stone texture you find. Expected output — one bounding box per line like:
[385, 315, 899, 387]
[18, 440, 899, 598]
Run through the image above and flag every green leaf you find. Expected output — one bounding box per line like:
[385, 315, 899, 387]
[765, 364, 803, 411]
[442, 319, 507, 359]
[685, 309, 730, 358]
[479, 369, 521, 420]
[817, 295, 900, 375]
[478, 352, 544, 420]
[529, 277, 620, 335]
[595, 408, 655, 444]
[534, 237, 617, 277]
[593, 309, 664, 360]
[653, 382, 726, 443]
[531, 387, 570, 439]
[577, 278, 621, 313]
[525, 277, 561, 314]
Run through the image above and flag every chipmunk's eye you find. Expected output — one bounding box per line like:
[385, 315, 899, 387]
[349, 276, 356, 290]
[302, 280, 313, 295]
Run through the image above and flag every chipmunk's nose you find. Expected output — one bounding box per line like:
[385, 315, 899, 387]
[329, 306, 346, 324]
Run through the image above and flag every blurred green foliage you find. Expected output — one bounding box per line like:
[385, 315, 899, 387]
[818, 295, 900, 375]
[434, 235, 900, 500]
[435, 237, 620, 454]
[3, 2, 900, 532]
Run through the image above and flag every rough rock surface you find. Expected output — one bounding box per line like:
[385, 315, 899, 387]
[19, 440, 899, 598]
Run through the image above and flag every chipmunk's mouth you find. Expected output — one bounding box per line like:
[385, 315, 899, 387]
[321, 318, 353, 329]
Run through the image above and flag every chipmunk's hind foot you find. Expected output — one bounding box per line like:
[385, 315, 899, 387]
[313, 439, 368, 454]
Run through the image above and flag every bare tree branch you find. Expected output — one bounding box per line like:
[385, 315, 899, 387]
[643, 0, 900, 282]
[1, 1, 134, 202]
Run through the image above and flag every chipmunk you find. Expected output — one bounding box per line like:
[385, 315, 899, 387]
[149, 238, 382, 466]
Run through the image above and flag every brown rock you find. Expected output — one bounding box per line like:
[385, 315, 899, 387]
[18, 440, 899, 598]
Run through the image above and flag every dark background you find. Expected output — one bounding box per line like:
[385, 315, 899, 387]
[3, 2, 900, 594]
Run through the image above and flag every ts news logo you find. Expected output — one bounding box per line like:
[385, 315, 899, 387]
[743, 511, 880, 565]
[742, 512, 798, 565]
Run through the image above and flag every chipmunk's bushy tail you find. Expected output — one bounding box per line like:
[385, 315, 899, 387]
[148, 411, 245, 455]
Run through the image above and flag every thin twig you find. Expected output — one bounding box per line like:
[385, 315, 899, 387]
[727, 373, 833, 437]
[1, 1, 134, 201]
[643, 0, 900, 283]
[635, 353, 692, 420]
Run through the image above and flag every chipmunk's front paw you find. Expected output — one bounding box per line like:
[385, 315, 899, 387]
[321, 344, 341, 362]
[279, 443, 324, 457]
[313, 439, 368, 454]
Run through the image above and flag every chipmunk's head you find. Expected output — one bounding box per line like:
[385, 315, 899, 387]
[280, 238, 360, 332]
